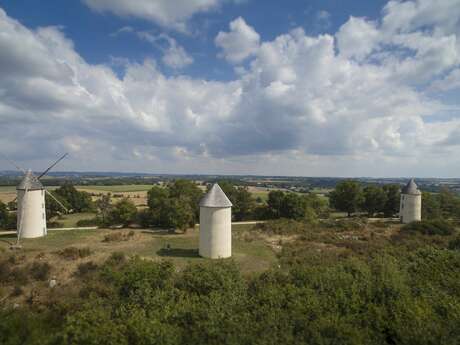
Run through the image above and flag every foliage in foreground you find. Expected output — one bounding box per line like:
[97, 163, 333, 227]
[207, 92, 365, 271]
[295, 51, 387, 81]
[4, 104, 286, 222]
[402, 219, 455, 236]
[1, 234, 460, 345]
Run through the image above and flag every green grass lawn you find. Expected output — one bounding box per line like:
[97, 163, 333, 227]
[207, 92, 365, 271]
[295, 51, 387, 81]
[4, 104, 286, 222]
[53, 212, 97, 227]
[0, 225, 277, 274]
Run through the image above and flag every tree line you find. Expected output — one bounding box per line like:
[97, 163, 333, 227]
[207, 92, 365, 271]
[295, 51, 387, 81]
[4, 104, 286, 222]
[329, 180, 460, 219]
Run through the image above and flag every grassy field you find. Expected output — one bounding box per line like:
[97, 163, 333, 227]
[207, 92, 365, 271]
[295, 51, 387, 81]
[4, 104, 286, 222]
[0, 225, 277, 277]
[52, 212, 97, 228]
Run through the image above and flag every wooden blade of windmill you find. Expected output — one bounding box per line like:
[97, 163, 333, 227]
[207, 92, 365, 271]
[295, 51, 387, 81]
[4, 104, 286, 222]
[45, 189, 69, 213]
[0, 153, 26, 174]
[37, 153, 68, 180]
[16, 187, 28, 245]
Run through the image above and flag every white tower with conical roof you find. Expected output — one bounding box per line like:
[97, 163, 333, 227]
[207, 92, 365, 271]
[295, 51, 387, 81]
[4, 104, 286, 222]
[399, 179, 422, 224]
[199, 183, 232, 259]
[17, 170, 47, 238]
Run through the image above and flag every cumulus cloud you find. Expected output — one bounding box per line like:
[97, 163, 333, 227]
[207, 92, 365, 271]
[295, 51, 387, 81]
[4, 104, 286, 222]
[82, 0, 238, 32]
[215, 17, 260, 63]
[137, 32, 193, 69]
[336, 17, 380, 60]
[1, 0, 460, 176]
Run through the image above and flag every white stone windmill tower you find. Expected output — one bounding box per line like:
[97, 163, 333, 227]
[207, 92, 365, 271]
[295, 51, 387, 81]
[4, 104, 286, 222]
[399, 178, 422, 224]
[199, 183, 233, 259]
[4, 154, 69, 245]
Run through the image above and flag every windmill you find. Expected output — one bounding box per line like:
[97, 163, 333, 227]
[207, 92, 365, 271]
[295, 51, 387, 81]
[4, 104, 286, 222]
[2, 154, 69, 247]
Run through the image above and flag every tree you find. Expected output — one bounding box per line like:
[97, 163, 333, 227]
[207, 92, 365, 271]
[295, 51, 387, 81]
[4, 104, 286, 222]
[168, 180, 202, 221]
[280, 193, 308, 220]
[0, 201, 9, 229]
[438, 188, 460, 219]
[217, 181, 255, 221]
[53, 183, 94, 212]
[147, 186, 169, 210]
[158, 198, 195, 231]
[382, 184, 400, 217]
[107, 198, 137, 226]
[267, 191, 285, 219]
[96, 193, 112, 223]
[168, 180, 202, 207]
[45, 192, 69, 219]
[0, 201, 16, 230]
[362, 185, 387, 217]
[421, 192, 442, 220]
[329, 180, 364, 217]
[145, 183, 199, 230]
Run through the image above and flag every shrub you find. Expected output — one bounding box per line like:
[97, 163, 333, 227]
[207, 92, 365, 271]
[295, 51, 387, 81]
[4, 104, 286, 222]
[320, 218, 367, 232]
[10, 267, 29, 285]
[103, 231, 134, 242]
[76, 218, 100, 227]
[402, 220, 455, 236]
[105, 252, 126, 266]
[57, 247, 92, 260]
[255, 219, 312, 235]
[11, 285, 23, 297]
[30, 262, 51, 281]
[46, 221, 64, 229]
[449, 236, 460, 250]
[76, 262, 98, 277]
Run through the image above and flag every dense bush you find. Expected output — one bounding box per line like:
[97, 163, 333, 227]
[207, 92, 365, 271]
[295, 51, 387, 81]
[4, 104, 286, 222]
[402, 219, 456, 236]
[2, 248, 460, 345]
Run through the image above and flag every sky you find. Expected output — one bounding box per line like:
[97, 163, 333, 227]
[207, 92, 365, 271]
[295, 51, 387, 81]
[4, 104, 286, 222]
[0, 0, 459, 177]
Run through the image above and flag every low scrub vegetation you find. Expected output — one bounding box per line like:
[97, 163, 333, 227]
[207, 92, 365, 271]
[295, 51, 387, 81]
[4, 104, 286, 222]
[402, 219, 456, 236]
[56, 247, 92, 260]
[102, 231, 135, 243]
[1, 244, 460, 345]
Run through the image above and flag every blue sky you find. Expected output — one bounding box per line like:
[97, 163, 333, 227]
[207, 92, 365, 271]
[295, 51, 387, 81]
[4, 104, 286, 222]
[0, 0, 459, 177]
[1, 0, 388, 80]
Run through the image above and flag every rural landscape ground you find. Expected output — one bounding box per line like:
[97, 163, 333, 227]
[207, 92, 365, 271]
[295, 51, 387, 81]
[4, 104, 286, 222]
[1, 174, 460, 344]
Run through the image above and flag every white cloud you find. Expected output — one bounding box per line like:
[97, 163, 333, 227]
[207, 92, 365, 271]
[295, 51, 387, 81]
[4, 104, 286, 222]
[162, 41, 194, 69]
[215, 17, 260, 63]
[109, 25, 134, 37]
[82, 0, 238, 32]
[1, 1, 460, 176]
[429, 68, 460, 91]
[137, 32, 193, 69]
[336, 17, 380, 60]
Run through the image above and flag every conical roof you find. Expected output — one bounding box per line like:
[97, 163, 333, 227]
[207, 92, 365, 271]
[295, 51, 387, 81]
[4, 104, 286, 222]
[401, 178, 421, 195]
[199, 183, 232, 208]
[17, 170, 44, 191]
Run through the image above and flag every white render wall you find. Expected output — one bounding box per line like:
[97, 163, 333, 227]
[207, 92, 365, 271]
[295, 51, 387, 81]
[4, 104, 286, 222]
[17, 189, 47, 238]
[199, 207, 231, 259]
[399, 193, 421, 224]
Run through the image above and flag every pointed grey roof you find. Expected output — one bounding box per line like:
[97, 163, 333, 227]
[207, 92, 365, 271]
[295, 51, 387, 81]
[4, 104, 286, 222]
[401, 178, 421, 195]
[17, 170, 44, 191]
[199, 183, 232, 208]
